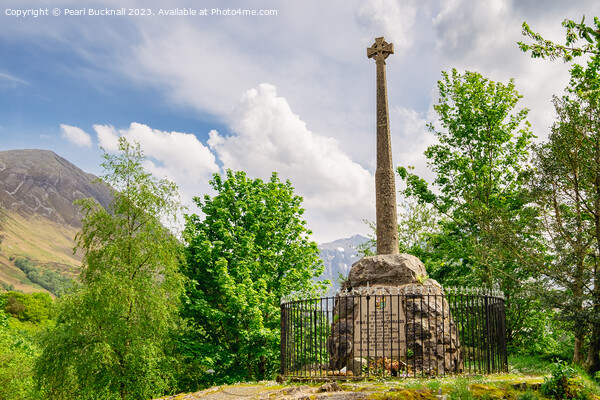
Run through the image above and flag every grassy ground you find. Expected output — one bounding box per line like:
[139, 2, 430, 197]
[277, 356, 600, 399]
[156, 356, 600, 399]
[330, 355, 600, 399]
[0, 211, 81, 293]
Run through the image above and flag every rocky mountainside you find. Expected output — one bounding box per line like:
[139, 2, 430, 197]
[0, 149, 112, 226]
[0, 149, 112, 293]
[317, 234, 370, 295]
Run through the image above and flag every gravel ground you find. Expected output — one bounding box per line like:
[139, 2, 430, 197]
[155, 382, 367, 400]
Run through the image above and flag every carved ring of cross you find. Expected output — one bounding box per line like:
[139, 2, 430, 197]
[367, 37, 394, 62]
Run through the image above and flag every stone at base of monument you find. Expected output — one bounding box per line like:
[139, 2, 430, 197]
[328, 254, 462, 376]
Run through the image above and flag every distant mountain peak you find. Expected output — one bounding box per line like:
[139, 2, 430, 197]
[317, 234, 371, 294]
[0, 149, 112, 227]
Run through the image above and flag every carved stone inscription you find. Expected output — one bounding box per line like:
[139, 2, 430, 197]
[353, 294, 406, 357]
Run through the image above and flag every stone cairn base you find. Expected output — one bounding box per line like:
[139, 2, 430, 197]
[327, 254, 462, 376]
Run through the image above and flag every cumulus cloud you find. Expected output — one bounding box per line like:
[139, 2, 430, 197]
[19, 0, 597, 243]
[94, 124, 120, 151]
[91, 123, 220, 219]
[77, 84, 376, 242]
[110, 123, 219, 184]
[209, 83, 375, 242]
[60, 124, 92, 148]
[356, 0, 418, 55]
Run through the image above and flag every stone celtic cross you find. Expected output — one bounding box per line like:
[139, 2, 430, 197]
[368, 37, 399, 255]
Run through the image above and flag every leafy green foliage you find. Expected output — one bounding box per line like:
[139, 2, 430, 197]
[35, 138, 184, 400]
[525, 17, 600, 369]
[181, 170, 325, 387]
[397, 69, 543, 348]
[398, 69, 538, 283]
[1, 291, 53, 324]
[0, 307, 41, 399]
[508, 304, 574, 359]
[519, 16, 600, 61]
[13, 258, 72, 296]
[540, 361, 589, 399]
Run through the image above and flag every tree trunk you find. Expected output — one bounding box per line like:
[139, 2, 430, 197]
[573, 266, 586, 365]
[587, 323, 600, 373]
[574, 334, 585, 365]
[258, 355, 267, 379]
[588, 141, 600, 373]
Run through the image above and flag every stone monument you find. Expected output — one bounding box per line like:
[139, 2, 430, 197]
[327, 37, 462, 376]
[367, 37, 399, 256]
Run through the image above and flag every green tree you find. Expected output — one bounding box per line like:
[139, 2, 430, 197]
[521, 16, 600, 371]
[519, 16, 600, 61]
[397, 69, 543, 346]
[1, 291, 53, 324]
[357, 195, 441, 259]
[181, 170, 325, 387]
[0, 298, 41, 400]
[36, 138, 184, 399]
[531, 60, 600, 370]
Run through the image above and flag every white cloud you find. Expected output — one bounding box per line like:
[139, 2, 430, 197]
[92, 122, 220, 218]
[356, 0, 418, 55]
[209, 83, 374, 242]
[0, 72, 27, 86]
[94, 124, 120, 151]
[9, 0, 600, 243]
[389, 106, 439, 195]
[107, 122, 219, 185]
[60, 124, 92, 148]
[428, 0, 573, 141]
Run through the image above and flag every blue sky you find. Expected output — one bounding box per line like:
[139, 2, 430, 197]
[1, 0, 599, 242]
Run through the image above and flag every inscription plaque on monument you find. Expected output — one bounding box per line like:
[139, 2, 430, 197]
[353, 292, 406, 358]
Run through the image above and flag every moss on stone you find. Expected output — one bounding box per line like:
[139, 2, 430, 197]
[468, 383, 507, 399]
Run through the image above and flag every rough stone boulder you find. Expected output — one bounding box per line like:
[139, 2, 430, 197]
[328, 254, 462, 376]
[344, 253, 427, 288]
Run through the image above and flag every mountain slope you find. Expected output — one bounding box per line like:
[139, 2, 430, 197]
[0, 149, 112, 293]
[0, 149, 112, 226]
[317, 234, 370, 294]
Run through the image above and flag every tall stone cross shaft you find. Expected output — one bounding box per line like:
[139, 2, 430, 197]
[368, 37, 399, 255]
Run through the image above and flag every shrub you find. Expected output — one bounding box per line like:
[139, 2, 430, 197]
[540, 360, 591, 400]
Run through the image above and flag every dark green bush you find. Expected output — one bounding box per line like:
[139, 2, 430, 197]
[540, 360, 592, 400]
[13, 259, 72, 296]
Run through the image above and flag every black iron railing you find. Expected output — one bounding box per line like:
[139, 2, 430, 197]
[280, 286, 507, 379]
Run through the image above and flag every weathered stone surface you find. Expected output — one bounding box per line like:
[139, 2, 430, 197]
[367, 36, 399, 255]
[319, 382, 342, 392]
[335, 296, 355, 319]
[351, 357, 368, 376]
[329, 253, 462, 375]
[345, 254, 427, 288]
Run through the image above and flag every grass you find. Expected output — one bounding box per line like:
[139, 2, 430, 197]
[155, 355, 600, 400]
[1, 211, 81, 267]
[281, 355, 600, 399]
[0, 211, 81, 293]
[509, 355, 554, 375]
